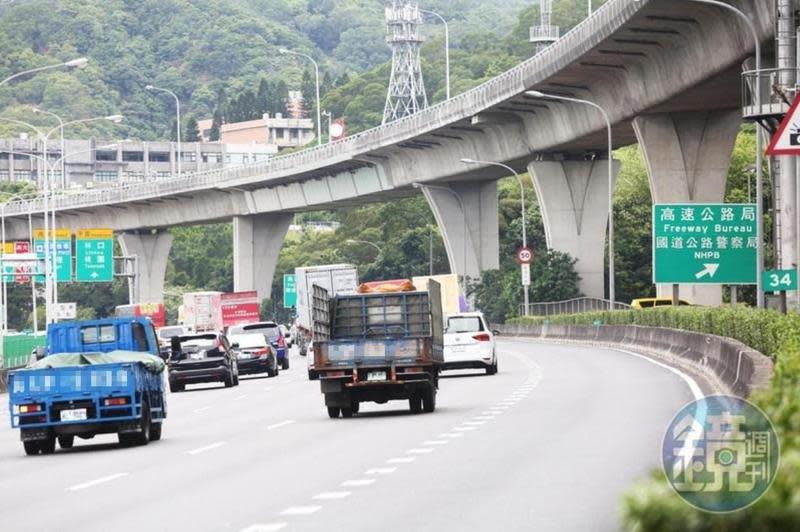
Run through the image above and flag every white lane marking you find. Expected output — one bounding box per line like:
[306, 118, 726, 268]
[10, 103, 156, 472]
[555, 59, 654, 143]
[280, 506, 321, 516]
[463, 421, 486, 426]
[423, 440, 449, 446]
[440, 432, 464, 438]
[234, 394, 248, 401]
[187, 441, 228, 455]
[313, 491, 351, 500]
[341, 479, 376, 487]
[366, 467, 397, 475]
[268, 420, 296, 430]
[387, 457, 416, 464]
[613, 348, 704, 400]
[66, 472, 129, 492]
[406, 448, 434, 454]
[453, 426, 477, 432]
[474, 416, 495, 421]
[193, 406, 213, 414]
[239, 524, 287, 532]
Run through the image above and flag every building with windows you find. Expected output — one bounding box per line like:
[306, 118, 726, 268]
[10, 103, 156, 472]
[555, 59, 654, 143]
[0, 137, 278, 189]
[198, 112, 316, 149]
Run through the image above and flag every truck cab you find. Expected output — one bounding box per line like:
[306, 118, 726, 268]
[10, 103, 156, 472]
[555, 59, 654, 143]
[47, 317, 160, 356]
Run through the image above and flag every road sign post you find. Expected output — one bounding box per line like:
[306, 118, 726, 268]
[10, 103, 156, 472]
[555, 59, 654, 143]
[283, 274, 297, 308]
[652, 204, 757, 285]
[76, 229, 114, 282]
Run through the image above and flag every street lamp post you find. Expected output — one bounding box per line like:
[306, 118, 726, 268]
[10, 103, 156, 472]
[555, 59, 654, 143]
[146, 85, 182, 178]
[0, 57, 87, 87]
[420, 9, 451, 101]
[412, 182, 468, 288]
[279, 48, 322, 147]
[322, 110, 333, 144]
[345, 239, 382, 255]
[461, 158, 530, 315]
[526, 90, 616, 307]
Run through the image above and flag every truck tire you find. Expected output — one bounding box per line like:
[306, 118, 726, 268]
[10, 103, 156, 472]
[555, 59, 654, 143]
[233, 372, 240, 386]
[352, 401, 360, 414]
[422, 387, 436, 413]
[224, 371, 234, 388]
[58, 435, 75, 449]
[149, 421, 162, 441]
[341, 407, 354, 418]
[40, 437, 56, 454]
[327, 406, 340, 419]
[169, 381, 184, 393]
[23, 441, 40, 455]
[409, 395, 422, 414]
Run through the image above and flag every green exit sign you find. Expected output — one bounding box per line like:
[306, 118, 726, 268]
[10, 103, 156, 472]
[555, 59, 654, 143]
[762, 269, 798, 292]
[76, 229, 114, 282]
[652, 204, 757, 285]
[283, 274, 297, 308]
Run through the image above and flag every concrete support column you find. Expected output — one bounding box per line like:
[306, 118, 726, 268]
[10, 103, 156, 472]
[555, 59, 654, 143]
[118, 231, 174, 304]
[633, 109, 742, 307]
[528, 159, 620, 299]
[420, 180, 500, 282]
[233, 213, 293, 301]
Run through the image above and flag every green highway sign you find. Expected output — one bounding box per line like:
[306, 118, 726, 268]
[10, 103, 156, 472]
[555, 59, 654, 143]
[33, 229, 72, 282]
[283, 274, 297, 308]
[652, 204, 757, 285]
[76, 229, 114, 282]
[763, 269, 798, 292]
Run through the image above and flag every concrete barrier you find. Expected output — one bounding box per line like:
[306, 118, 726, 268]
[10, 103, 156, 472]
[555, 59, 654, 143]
[497, 323, 773, 397]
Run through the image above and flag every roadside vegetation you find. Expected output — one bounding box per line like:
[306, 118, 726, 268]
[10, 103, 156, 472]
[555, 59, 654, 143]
[510, 306, 800, 529]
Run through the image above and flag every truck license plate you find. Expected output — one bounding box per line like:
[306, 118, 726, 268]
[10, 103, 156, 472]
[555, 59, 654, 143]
[60, 408, 87, 422]
[367, 371, 386, 381]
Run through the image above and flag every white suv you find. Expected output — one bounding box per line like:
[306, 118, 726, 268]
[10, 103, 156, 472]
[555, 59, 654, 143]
[442, 312, 497, 375]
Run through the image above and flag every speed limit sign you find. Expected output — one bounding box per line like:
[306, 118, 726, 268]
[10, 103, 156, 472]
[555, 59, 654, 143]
[516, 247, 533, 265]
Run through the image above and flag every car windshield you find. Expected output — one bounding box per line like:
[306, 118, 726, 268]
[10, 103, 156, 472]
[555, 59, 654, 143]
[159, 326, 185, 339]
[231, 323, 281, 341]
[229, 334, 267, 349]
[446, 316, 484, 333]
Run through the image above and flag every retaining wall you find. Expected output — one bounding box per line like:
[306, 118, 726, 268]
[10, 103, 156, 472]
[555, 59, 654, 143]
[497, 323, 774, 397]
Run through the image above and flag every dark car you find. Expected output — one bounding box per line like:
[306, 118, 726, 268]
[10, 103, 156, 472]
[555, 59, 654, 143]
[229, 332, 279, 377]
[227, 321, 289, 370]
[168, 332, 239, 392]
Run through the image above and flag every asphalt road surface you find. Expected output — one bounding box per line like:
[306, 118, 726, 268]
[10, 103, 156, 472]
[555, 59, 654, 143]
[0, 339, 697, 532]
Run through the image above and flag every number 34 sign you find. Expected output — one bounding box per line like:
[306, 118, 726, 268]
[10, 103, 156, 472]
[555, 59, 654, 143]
[763, 269, 798, 292]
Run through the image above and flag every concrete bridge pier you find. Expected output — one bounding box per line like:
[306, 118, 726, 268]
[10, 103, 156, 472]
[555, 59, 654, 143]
[633, 109, 742, 307]
[528, 158, 620, 299]
[419, 180, 500, 283]
[233, 213, 293, 301]
[118, 231, 174, 304]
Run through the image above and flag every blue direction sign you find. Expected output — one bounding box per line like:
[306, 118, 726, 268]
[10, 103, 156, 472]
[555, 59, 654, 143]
[76, 229, 114, 282]
[652, 204, 757, 285]
[33, 229, 72, 282]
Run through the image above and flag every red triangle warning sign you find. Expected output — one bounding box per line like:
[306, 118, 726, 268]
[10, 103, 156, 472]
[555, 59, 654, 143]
[767, 95, 800, 155]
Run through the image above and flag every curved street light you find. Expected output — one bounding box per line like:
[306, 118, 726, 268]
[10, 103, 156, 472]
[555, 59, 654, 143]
[420, 9, 450, 101]
[527, 89, 616, 307]
[345, 239, 382, 255]
[279, 48, 322, 147]
[461, 157, 529, 315]
[0, 57, 88, 87]
[146, 84, 182, 178]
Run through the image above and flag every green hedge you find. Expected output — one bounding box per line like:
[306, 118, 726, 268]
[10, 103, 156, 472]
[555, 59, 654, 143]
[510, 307, 800, 529]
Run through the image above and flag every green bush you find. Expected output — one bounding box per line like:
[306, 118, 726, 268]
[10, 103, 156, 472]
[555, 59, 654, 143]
[509, 307, 800, 530]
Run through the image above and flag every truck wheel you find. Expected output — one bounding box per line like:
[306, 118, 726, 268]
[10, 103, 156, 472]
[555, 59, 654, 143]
[40, 437, 56, 454]
[409, 395, 422, 414]
[352, 401, 360, 414]
[149, 421, 162, 441]
[233, 372, 240, 386]
[169, 381, 184, 393]
[58, 435, 75, 449]
[128, 399, 151, 446]
[224, 372, 234, 388]
[422, 387, 436, 413]
[327, 407, 340, 419]
[23, 441, 40, 455]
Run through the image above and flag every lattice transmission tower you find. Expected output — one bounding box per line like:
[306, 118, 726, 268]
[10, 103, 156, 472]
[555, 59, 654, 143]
[530, 0, 560, 54]
[382, 0, 428, 124]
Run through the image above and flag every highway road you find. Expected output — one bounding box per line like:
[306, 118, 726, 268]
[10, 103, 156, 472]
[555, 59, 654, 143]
[0, 339, 698, 532]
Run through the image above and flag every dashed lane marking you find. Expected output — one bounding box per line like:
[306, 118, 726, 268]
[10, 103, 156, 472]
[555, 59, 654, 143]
[66, 472, 129, 492]
[280, 506, 321, 516]
[239, 524, 287, 532]
[187, 441, 228, 455]
[366, 467, 397, 475]
[423, 440, 449, 446]
[313, 491, 351, 500]
[387, 457, 416, 464]
[341, 479, 376, 487]
[406, 448, 435, 454]
[267, 420, 296, 430]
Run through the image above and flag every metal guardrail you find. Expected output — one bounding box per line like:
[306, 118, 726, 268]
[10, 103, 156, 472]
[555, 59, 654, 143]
[4, 0, 640, 218]
[520, 297, 631, 317]
[741, 67, 796, 120]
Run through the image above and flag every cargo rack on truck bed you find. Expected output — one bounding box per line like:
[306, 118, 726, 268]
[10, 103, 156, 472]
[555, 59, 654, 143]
[331, 292, 433, 339]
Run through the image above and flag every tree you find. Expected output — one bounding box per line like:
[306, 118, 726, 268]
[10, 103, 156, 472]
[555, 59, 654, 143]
[209, 107, 222, 141]
[301, 69, 315, 119]
[184, 115, 200, 142]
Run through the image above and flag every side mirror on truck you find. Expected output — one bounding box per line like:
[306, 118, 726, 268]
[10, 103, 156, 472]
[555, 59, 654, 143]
[34, 346, 47, 361]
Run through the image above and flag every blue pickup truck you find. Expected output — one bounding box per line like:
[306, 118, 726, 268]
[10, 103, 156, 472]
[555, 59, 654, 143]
[7, 317, 167, 455]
